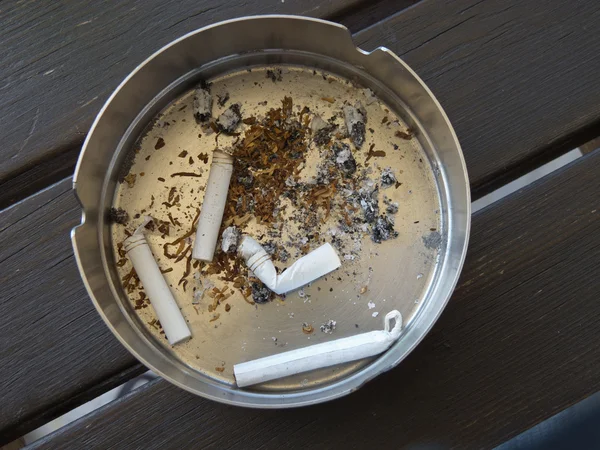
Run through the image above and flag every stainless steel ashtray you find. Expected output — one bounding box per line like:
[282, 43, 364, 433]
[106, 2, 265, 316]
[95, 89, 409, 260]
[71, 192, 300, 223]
[72, 15, 470, 407]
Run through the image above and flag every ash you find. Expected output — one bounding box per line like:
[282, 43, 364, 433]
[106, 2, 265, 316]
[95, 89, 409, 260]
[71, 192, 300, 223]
[237, 171, 254, 189]
[310, 115, 328, 133]
[386, 203, 399, 215]
[320, 319, 337, 334]
[333, 142, 357, 176]
[108, 207, 129, 225]
[343, 101, 366, 148]
[371, 215, 398, 243]
[359, 187, 379, 224]
[217, 103, 242, 133]
[217, 92, 230, 107]
[381, 168, 396, 189]
[221, 226, 241, 254]
[262, 241, 277, 255]
[422, 231, 442, 249]
[383, 195, 399, 215]
[251, 281, 272, 304]
[193, 86, 212, 123]
[311, 115, 335, 146]
[266, 69, 283, 82]
[363, 88, 377, 105]
[278, 247, 291, 263]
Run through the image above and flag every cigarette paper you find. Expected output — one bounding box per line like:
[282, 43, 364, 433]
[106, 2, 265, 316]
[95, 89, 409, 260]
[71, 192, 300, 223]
[234, 310, 402, 387]
[124, 232, 191, 345]
[237, 235, 341, 295]
[192, 149, 234, 262]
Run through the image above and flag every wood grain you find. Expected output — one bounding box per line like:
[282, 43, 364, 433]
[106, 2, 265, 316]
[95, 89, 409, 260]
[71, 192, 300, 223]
[355, 0, 600, 195]
[0, 179, 146, 444]
[0, 0, 394, 182]
[2, 0, 600, 201]
[30, 150, 600, 449]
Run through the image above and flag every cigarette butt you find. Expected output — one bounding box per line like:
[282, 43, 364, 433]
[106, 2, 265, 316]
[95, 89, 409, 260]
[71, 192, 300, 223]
[193, 149, 234, 262]
[124, 233, 191, 345]
[237, 235, 341, 295]
[234, 310, 402, 387]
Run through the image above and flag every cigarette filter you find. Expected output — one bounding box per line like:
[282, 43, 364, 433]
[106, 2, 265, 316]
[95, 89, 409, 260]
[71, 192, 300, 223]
[124, 232, 191, 345]
[234, 310, 402, 387]
[193, 149, 234, 262]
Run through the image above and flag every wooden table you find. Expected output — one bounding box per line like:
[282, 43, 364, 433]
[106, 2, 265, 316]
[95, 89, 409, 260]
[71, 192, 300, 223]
[1, 1, 599, 448]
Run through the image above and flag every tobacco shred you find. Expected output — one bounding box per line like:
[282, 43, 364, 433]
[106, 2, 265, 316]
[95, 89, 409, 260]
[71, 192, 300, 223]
[171, 172, 202, 177]
[365, 144, 386, 162]
[395, 129, 414, 140]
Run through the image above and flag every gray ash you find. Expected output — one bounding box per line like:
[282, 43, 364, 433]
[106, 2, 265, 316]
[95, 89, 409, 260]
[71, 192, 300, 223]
[217, 92, 230, 107]
[311, 115, 335, 146]
[108, 207, 129, 225]
[359, 187, 379, 224]
[315, 160, 336, 185]
[217, 103, 242, 133]
[320, 319, 337, 334]
[221, 226, 241, 254]
[277, 247, 291, 263]
[193, 86, 212, 123]
[343, 102, 366, 148]
[314, 126, 335, 146]
[386, 203, 399, 215]
[237, 172, 254, 188]
[262, 241, 277, 255]
[422, 231, 442, 250]
[266, 69, 283, 82]
[310, 114, 327, 131]
[371, 215, 398, 243]
[333, 142, 357, 177]
[251, 281, 272, 304]
[380, 168, 396, 189]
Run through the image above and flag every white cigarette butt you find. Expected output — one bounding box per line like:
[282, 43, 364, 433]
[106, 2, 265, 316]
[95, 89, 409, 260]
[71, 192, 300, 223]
[125, 233, 191, 345]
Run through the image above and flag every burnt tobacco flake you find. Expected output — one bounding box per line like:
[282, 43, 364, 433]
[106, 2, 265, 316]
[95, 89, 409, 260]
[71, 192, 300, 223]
[108, 207, 129, 225]
[266, 69, 283, 82]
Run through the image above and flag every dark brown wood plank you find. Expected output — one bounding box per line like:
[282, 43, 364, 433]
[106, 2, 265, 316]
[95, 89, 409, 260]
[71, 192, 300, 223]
[0, 0, 395, 182]
[355, 0, 600, 195]
[31, 150, 600, 449]
[0, 179, 146, 444]
[2, 0, 600, 202]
